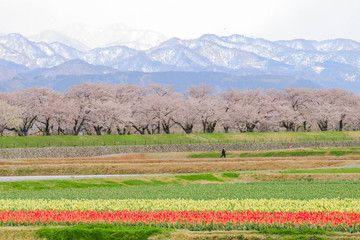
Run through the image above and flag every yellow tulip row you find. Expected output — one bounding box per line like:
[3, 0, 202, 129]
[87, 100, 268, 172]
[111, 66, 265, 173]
[0, 198, 359, 212]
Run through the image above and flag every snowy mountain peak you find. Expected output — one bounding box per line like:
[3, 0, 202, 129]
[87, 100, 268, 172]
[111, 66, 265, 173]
[57, 22, 168, 50]
[29, 30, 90, 52]
[0, 33, 31, 44]
[277, 38, 360, 52]
[107, 23, 131, 31]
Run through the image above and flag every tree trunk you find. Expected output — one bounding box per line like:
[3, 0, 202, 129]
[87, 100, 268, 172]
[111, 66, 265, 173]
[16, 116, 37, 136]
[38, 118, 52, 136]
[94, 126, 102, 135]
[246, 122, 256, 132]
[280, 121, 295, 132]
[73, 118, 85, 135]
[162, 123, 170, 134]
[202, 120, 207, 133]
[317, 120, 328, 131]
[223, 126, 229, 133]
[303, 121, 308, 132]
[205, 122, 217, 133]
[339, 120, 343, 131]
[133, 125, 147, 135]
[146, 127, 152, 135]
[157, 121, 161, 134]
[116, 127, 127, 135]
[175, 122, 193, 134]
[58, 127, 65, 135]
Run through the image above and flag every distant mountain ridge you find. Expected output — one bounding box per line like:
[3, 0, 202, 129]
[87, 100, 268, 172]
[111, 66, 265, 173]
[42, 23, 168, 51]
[0, 32, 359, 92]
[29, 30, 90, 52]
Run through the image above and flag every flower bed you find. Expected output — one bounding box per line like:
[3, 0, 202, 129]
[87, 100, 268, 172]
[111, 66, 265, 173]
[1, 210, 360, 231]
[2, 199, 360, 231]
[0, 198, 359, 212]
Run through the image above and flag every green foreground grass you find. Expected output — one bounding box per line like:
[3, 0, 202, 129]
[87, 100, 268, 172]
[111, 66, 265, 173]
[1, 131, 360, 148]
[0, 174, 232, 192]
[0, 225, 340, 240]
[2, 180, 360, 200]
[35, 225, 330, 240]
[36, 225, 166, 240]
[188, 148, 360, 158]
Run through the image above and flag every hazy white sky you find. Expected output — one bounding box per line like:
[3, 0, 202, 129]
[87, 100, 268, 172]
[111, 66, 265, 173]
[1, 0, 359, 41]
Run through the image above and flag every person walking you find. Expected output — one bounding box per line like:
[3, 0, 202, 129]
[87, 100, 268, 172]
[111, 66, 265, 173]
[220, 148, 226, 158]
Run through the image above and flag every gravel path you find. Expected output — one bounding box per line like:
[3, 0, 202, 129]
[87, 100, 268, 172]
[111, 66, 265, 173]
[0, 159, 24, 163]
[0, 174, 171, 182]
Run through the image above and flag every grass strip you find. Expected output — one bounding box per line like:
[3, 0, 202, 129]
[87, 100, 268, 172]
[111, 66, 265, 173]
[175, 173, 224, 182]
[121, 180, 169, 186]
[0, 131, 360, 148]
[221, 172, 240, 178]
[36, 225, 164, 240]
[0, 179, 122, 192]
[258, 229, 327, 235]
[188, 149, 360, 158]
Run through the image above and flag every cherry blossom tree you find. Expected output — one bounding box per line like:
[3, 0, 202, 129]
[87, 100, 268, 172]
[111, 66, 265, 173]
[33, 88, 63, 135]
[172, 97, 199, 134]
[282, 88, 315, 131]
[112, 84, 145, 135]
[8, 87, 50, 136]
[227, 90, 270, 132]
[0, 100, 22, 136]
[267, 89, 305, 132]
[309, 89, 356, 131]
[2, 83, 360, 136]
[186, 84, 222, 133]
[66, 83, 114, 135]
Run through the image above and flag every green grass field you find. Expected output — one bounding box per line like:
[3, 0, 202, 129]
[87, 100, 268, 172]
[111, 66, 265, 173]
[188, 148, 360, 158]
[36, 225, 166, 240]
[0, 131, 360, 148]
[1, 180, 360, 200]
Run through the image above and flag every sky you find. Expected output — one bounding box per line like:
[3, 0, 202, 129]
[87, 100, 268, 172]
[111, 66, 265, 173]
[0, 0, 359, 41]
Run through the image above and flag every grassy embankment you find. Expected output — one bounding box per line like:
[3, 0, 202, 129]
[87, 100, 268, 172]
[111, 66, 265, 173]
[188, 147, 360, 158]
[0, 131, 360, 148]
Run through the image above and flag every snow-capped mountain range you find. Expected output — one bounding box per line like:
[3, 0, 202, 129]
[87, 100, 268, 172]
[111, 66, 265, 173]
[0, 32, 360, 92]
[29, 23, 168, 51]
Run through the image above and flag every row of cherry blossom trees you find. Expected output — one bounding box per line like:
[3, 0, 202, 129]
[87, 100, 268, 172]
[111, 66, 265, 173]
[0, 83, 359, 136]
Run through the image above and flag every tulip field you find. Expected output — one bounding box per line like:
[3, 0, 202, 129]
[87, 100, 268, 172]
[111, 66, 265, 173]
[1, 179, 360, 239]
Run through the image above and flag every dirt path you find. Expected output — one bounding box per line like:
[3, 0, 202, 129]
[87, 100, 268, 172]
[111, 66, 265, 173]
[0, 161, 359, 182]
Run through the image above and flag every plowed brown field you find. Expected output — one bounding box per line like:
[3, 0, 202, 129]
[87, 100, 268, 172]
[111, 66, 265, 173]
[0, 152, 358, 176]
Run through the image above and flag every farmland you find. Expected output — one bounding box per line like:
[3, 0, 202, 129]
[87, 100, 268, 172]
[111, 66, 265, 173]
[0, 151, 357, 176]
[1, 148, 360, 239]
[1, 180, 360, 200]
[2, 176, 360, 239]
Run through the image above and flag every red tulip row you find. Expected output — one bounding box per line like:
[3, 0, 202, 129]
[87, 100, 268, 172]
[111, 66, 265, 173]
[1, 210, 360, 228]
